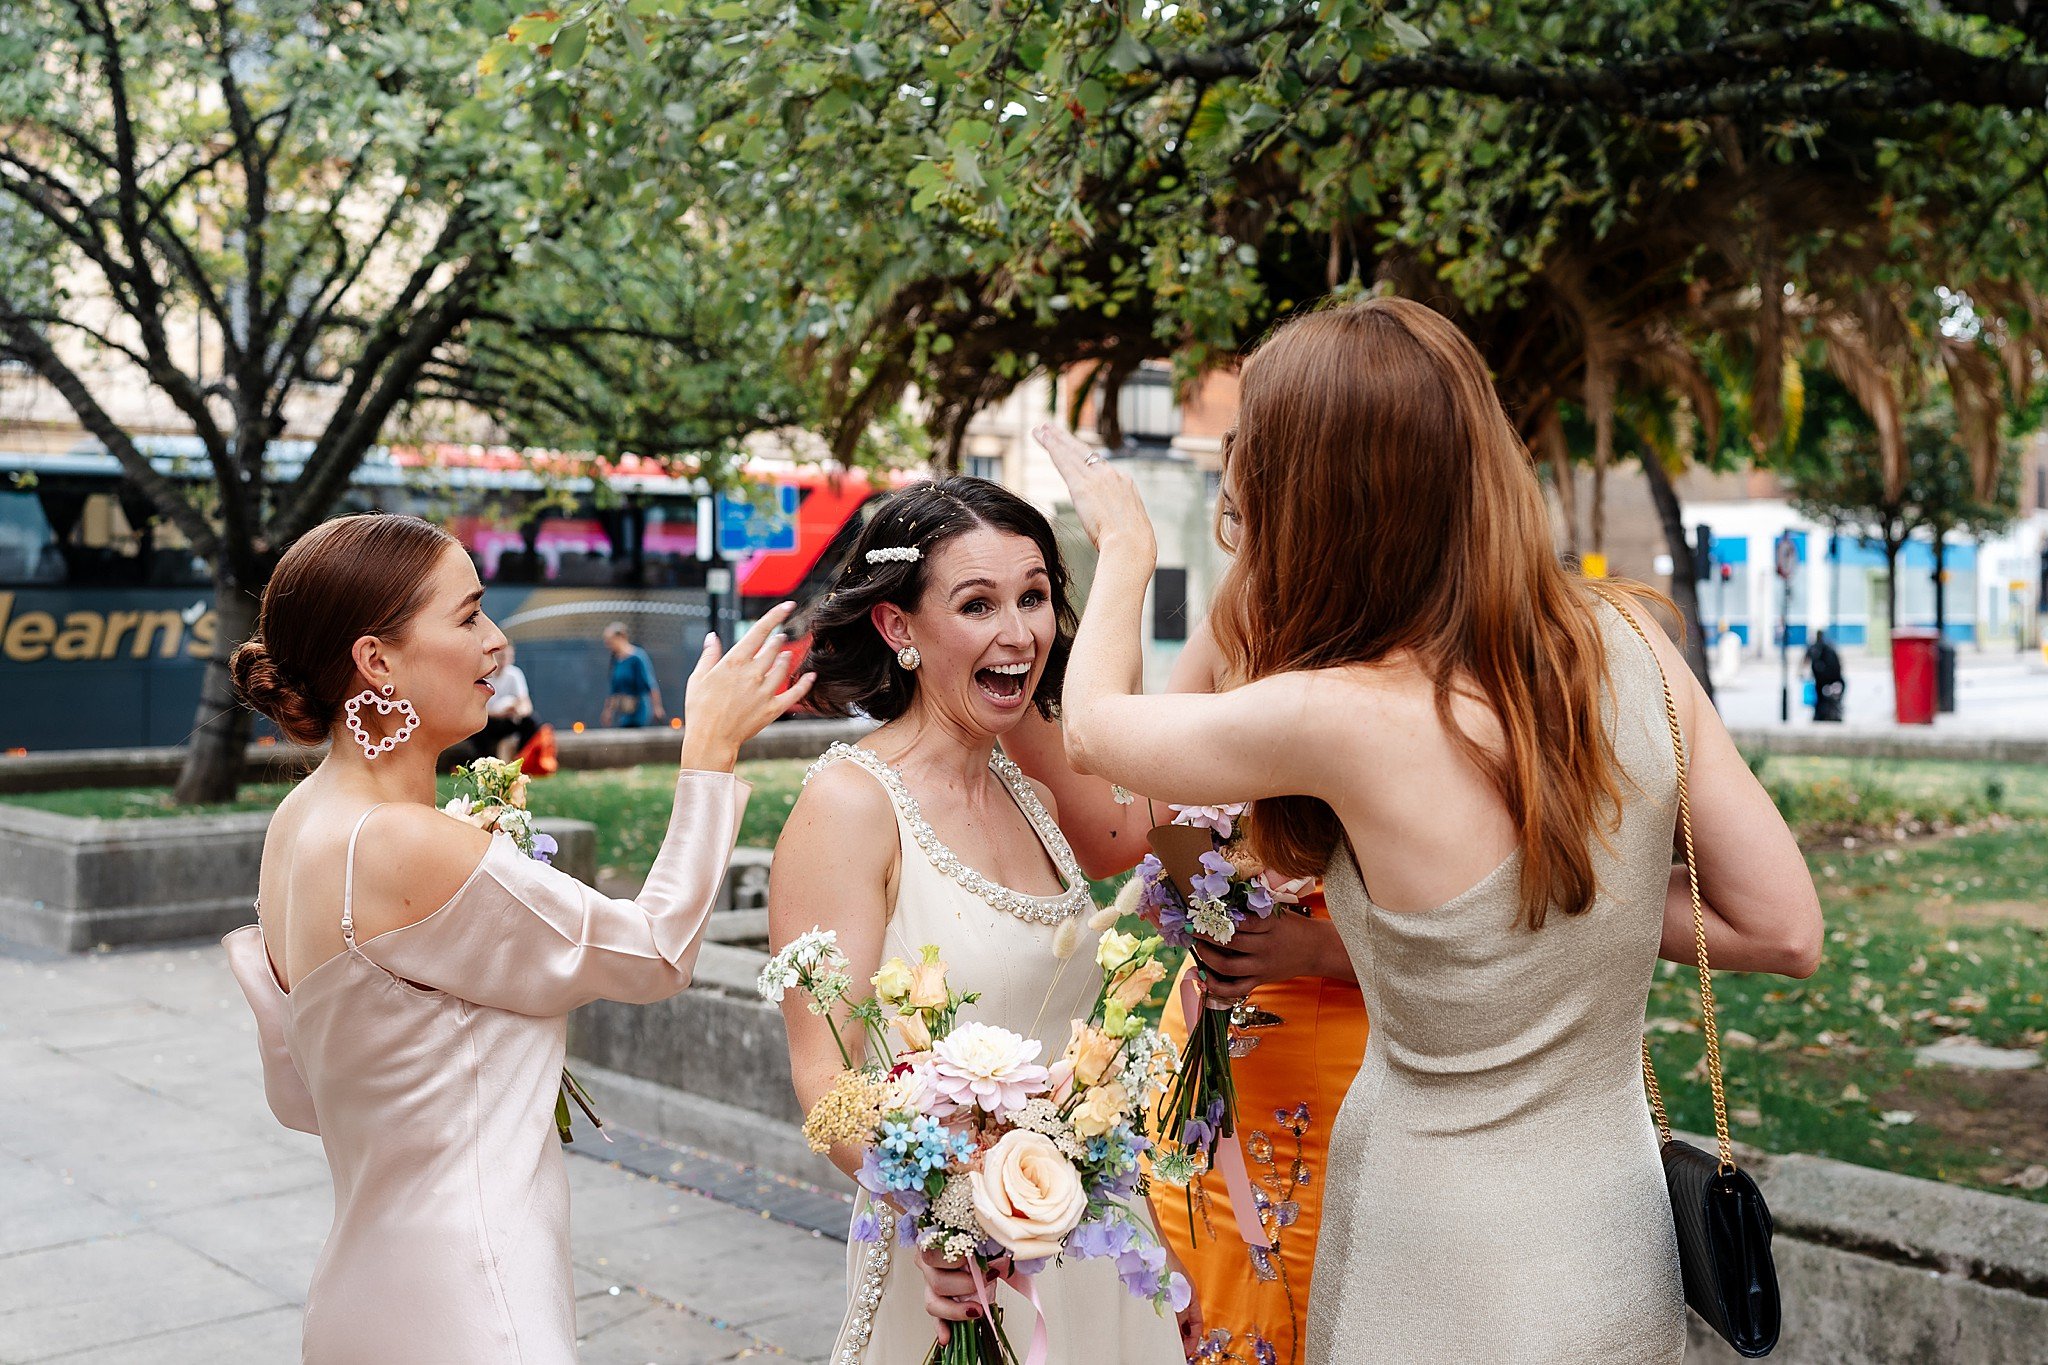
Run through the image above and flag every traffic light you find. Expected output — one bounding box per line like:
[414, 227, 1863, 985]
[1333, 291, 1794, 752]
[1693, 523, 1713, 581]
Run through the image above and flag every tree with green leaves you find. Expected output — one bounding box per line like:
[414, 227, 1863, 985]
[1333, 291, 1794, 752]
[0, 0, 799, 800]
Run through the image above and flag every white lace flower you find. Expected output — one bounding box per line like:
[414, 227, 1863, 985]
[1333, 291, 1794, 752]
[756, 959, 799, 1004]
[1189, 898, 1237, 944]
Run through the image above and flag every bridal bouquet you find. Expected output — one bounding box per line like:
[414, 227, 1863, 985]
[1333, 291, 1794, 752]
[446, 757, 593, 1140]
[443, 756, 559, 864]
[1131, 803, 1310, 1182]
[760, 925, 1189, 1365]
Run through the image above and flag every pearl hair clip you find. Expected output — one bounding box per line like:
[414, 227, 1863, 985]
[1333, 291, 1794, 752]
[864, 546, 922, 565]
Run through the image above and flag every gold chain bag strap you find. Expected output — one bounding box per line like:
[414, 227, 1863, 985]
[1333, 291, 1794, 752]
[1598, 586, 1781, 1358]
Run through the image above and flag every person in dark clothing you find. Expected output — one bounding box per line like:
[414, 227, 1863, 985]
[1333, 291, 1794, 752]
[1805, 631, 1846, 722]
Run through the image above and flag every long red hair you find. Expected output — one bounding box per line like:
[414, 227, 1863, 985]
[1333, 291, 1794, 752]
[1212, 296, 1644, 928]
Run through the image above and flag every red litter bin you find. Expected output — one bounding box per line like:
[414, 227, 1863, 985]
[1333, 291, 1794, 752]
[1891, 630, 1939, 725]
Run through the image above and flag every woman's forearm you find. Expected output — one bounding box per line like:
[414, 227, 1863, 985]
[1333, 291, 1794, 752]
[1062, 536, 1154, 770]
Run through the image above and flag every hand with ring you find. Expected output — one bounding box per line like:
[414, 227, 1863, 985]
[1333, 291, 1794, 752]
[1033, 422, 1157, 562]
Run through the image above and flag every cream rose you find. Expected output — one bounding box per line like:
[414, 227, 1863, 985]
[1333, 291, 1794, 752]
[969, 1130, 1088, 1260]
[1069, 1082, 1128, 1138]
[1108, 959, 1166, 1011]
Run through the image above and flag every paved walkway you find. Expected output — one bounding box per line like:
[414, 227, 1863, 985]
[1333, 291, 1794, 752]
[1714, 648, 2048, 735]
[0, 940, 851, 1364]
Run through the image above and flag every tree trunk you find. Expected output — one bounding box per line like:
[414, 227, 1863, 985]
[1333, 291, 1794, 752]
[172, 578, 262, 804]
[1636, 447, 1716, 702]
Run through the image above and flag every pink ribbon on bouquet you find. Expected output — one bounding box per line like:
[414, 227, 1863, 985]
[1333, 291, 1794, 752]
[965, 1255, 1050, 1365]
[1178, 973, 1274, 1253]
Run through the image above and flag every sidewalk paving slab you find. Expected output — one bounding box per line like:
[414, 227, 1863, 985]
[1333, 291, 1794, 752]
[0, 938, 852, 1364]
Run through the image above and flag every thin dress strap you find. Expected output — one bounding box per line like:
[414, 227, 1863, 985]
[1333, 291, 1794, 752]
[340, 804, 385, 947]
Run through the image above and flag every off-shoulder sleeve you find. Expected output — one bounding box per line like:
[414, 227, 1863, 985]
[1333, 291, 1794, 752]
[358, 769, 749, 1017]
[220, 925, 321, 1135]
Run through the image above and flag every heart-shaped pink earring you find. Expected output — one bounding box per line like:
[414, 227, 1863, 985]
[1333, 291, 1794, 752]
[344, 683, 420, 760]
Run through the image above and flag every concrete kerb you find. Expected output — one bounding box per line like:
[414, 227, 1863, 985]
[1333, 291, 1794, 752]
[1729, 727, 2048, 764]
[0, 717, 875, 794]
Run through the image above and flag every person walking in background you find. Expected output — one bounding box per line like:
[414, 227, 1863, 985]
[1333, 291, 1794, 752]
[1805, 629, 1846, 722]
[221, 512, 813, 1363]
[477, 639, 539, 758]
[1037, 295, 1823, 1364]
[600, 621, 664, 728]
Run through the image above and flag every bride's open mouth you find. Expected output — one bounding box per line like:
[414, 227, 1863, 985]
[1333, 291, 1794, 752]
[974, 661, 1032, 705]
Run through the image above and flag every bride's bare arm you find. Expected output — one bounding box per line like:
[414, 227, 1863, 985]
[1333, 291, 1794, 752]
[767, 761, 900, 1182]
[1007, 617, 1229, 879]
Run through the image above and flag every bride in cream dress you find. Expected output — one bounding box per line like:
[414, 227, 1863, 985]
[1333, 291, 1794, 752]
[769, 478, 1195, 1364]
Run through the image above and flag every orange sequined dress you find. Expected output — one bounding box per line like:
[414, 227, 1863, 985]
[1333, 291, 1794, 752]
[1151, 894, 1369, 1365]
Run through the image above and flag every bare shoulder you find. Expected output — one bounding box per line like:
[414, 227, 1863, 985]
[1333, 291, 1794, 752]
[349, 804, 496, 939]
[777, 756, 898, 862]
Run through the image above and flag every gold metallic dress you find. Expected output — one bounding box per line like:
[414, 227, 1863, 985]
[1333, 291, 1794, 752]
[1306, 601, 1686, 1363]
[223, 771, 747, 1364]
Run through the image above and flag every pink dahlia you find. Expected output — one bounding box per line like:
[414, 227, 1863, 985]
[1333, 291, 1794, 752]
[928, 1023, 1049, 1118]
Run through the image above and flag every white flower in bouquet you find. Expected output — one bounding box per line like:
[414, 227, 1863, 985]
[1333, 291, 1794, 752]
[1069, 1082, 1129, 1138]
[968, 1129, 1088, 1260]
[494, 806, 535, 844]
[442, 795, 477, 821]
[757, 958, 800, 1004]
[1188, 898, 1237, 944]
[1095, 929, 1141, 971]
[928, 1022, 1049, 1117]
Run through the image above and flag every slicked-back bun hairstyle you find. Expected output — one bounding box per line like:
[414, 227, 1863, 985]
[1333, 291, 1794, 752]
[230, 514, 460, 745]
[802, 478, 1075, 722]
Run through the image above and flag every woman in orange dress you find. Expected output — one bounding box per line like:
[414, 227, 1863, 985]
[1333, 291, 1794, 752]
[1007, 622, 1368, 1365]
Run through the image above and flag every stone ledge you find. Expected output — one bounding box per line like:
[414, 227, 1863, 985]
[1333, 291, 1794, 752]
[1730, 727, 2048, 764]
[0, 717, 876, 793]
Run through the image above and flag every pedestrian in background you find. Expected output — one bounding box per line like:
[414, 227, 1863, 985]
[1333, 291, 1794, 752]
[600, 621, 664, 727]
[1805, 630, 1846, 722]
[478, 639, 539, 758]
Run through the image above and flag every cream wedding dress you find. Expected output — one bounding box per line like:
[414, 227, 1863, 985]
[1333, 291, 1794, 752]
[810, 743, 1185, 1365]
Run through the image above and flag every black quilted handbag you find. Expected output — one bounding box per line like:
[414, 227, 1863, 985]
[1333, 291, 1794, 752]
[1609, 592, 1782, 1357]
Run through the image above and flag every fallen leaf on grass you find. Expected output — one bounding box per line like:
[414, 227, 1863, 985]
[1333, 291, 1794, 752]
[1732, 1107, 1764, 1128]
[1840, 1084, 1865, 1102]
[1879, 1110, 1917, 1126]
[2003, 1166, 2048, 1191]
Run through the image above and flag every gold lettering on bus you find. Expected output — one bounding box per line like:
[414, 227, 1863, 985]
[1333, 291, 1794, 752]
[0, 594, 217, 664]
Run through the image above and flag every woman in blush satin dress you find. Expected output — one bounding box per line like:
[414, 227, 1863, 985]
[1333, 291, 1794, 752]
[768, 478, 1195, 1365]
[219, 513, 812, 1364]
[1036, 297, 1823, 1363]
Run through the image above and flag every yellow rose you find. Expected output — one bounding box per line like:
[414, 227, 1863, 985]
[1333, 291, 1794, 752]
[872, 957, 914, 1005]
[908, 947, 950, 1009]
[1068, 1082, 1129, 1138]
[969, 1130, 1089, 1260]
[1109, 959, 1167, 1011]
[1095, 929, 1140, 971]
[1064, 1023, 1121, 1089]
[892, 1010, 933, 1054]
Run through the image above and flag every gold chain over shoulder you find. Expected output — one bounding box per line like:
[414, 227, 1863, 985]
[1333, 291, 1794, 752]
[1591, 585, 1736, 1175]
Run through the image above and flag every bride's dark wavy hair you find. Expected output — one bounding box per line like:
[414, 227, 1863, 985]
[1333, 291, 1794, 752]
[802, 478, 1077, 722]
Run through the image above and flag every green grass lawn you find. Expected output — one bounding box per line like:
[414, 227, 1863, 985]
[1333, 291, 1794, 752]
[8, 750, 2043, 1200]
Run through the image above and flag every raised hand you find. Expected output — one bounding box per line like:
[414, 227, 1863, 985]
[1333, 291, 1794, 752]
[1032, 422, 1156, 563]
[678, 601, 816, 772]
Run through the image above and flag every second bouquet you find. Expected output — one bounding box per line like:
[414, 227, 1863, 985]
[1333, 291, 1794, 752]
[759, 925, 1190, 1365]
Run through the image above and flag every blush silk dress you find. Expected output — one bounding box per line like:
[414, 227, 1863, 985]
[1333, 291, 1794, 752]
[1305, 600, 1686, 1362]
[808, 744, 1185, 1365]
[222, 770, 747, 1364]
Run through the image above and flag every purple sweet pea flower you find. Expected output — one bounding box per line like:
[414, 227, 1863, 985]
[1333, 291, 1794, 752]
[850, 1209, 886, 1242]
[1245, 879, 1274, 917]
[1180, 1115, 1215, 1153]
[1115, 1239, 1168, 1298]
[1168, 1271, 1193, 1313]
[1191, 850, 1235, 903]
[895, 1210, 920, 1246]
[529, 831, 559, 865]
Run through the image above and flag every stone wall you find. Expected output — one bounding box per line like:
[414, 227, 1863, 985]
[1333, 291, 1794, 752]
[0, 807, 595, 950]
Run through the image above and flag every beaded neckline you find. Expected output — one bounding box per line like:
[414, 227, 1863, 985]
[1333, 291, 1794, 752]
[805, 742, 1091, 926]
